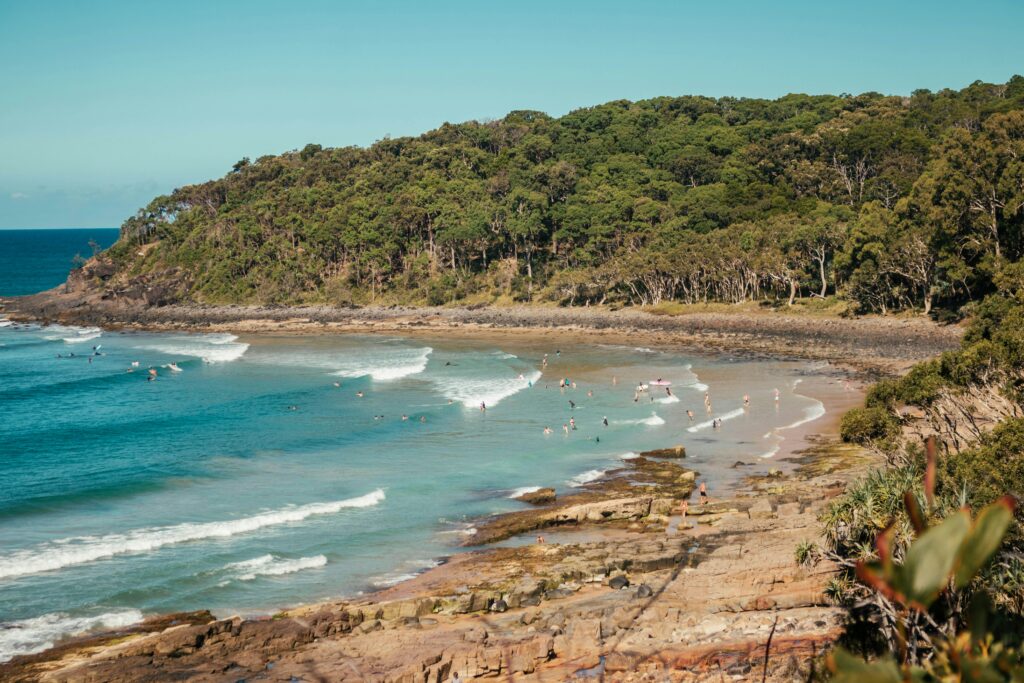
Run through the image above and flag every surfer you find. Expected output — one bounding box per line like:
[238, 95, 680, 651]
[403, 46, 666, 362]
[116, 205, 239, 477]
[569, 400, 576, 409]
[356, 391, 364, 398]
[603, 416, 608, 426]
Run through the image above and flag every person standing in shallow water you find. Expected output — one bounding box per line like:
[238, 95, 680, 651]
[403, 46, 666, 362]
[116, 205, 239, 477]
[699, 481, 708, 505]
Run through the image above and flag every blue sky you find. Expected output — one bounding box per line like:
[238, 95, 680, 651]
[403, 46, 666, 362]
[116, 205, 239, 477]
[1, 0, 1022, 229]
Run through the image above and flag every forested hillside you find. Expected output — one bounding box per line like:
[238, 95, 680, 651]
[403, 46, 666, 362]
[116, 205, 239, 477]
[97, 77, 1024, 311]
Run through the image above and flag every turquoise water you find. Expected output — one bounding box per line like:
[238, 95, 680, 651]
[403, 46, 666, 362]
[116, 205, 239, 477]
[0, 232, 831, 661]
[0, 229, 120, 297]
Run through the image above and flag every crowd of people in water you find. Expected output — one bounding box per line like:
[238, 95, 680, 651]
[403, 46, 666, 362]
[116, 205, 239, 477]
[67, 340, 792, 533]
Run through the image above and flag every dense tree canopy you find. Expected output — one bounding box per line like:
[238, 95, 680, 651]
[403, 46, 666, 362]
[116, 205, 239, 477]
[104, 76, 1024, 311]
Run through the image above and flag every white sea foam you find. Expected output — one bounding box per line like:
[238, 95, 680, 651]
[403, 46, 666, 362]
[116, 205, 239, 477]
[42, 325, 102, 344]
[0, 609, 143, 663]
[689, 382, 710, 392]
[0, 319, 13, 327]
[775, 401, 826, 432]
[508, 486, 542, 499]
[687, 407, 746, 433]
[434, 369, 542, 408]
[332, 346, 432, 381]
[0, 489, 384, 580]
[758, 444, 781, 459]
[134, 333, 249, 363]
[224, 554, 327, 581]
[619, 451, 640, 460]
[655, 394, 680, 404]
[370, 559, 442, 588]
[568, 469, 607, 487]
[615, 412, 665, 426]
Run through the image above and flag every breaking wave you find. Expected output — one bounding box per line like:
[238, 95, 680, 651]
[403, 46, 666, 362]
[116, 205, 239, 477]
[0, 490, 384, 580]
[568, 469, 607, 487]
[687, 407, 746, 433]
[222, 554, 327, 582]
[508, 486, 541, 499]
[615, 412, 665, 426]
[433, 369, 542, 408]
[332, 346, 432, 381]
[42, 325, 102, 344]
[0, 609, 143, 663]
[133, 333, 249, 363]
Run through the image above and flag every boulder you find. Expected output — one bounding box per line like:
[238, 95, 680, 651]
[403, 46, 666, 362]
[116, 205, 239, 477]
[635, 584, 653, 598]
[516, 487, 556, 505]
[639, 445, 686, 458]
[608, 574, 630, 590]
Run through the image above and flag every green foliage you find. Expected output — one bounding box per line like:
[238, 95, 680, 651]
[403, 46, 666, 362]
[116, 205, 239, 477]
[90, 77, 1024, 309]
[795, 539, 821, 566]
[829, 497, 1021, 681]
[840, 406, 901, 446]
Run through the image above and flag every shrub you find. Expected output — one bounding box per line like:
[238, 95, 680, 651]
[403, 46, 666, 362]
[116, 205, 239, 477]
[840, 407, 900, 445]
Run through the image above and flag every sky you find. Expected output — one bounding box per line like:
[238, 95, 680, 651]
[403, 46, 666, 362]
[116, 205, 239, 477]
[1, 0, 1022, 229]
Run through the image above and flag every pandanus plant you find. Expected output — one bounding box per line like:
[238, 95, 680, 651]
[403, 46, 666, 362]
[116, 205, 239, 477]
[828, 438, 1021, 682]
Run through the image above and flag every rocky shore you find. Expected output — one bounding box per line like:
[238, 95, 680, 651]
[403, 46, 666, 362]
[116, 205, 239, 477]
[0, 426, 878, 682]
[3, 289, 962, 374]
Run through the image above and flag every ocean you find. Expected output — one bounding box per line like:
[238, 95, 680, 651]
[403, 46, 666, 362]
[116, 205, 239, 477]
[0, 229, 120, 297]
[0, 229, 838, 661]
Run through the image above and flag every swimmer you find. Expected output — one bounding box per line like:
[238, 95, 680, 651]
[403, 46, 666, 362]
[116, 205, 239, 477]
[612, 376, 618, 386]
[448, 399, 454, 405]
[543, 426, 553, 435]
[666, 386, 672, 396]
[569, 417, 577, 430]
[401, 414, 408, 421]
[88, 356, 92, 364]
[773, 388, 780, 402]
[563, 423, 569, 435]
[587, 390, 593, 397]
[743, 394, 750, 407]
[480, 401, 486, 412]
[569, 400, 576, 409]
[333, 381, 341, 387]
[686, 409, 695, 420]
[131, 361, 139, 367]
[595, 436, 600, 443]
[289, 405, 298, 411]
[602, 416, 608, 426]
[420, 416, 427, 423]
[148, 368, 157, 378]
[357, 391, 364, 397]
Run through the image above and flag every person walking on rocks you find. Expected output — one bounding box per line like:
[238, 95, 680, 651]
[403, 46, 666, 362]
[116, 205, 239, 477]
[699, 481, 709, 505]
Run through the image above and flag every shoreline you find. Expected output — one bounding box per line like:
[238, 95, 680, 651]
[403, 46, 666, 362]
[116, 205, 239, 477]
[2, 296, 963, 376]
[1, 370, 870, 682]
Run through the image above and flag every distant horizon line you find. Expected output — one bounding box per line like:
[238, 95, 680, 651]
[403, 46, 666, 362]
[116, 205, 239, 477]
[0, 227, 119, 231]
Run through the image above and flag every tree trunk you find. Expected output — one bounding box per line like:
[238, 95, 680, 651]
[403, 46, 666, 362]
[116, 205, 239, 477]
[818, 257, 828, 298]
[788, 279, 797, 306]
